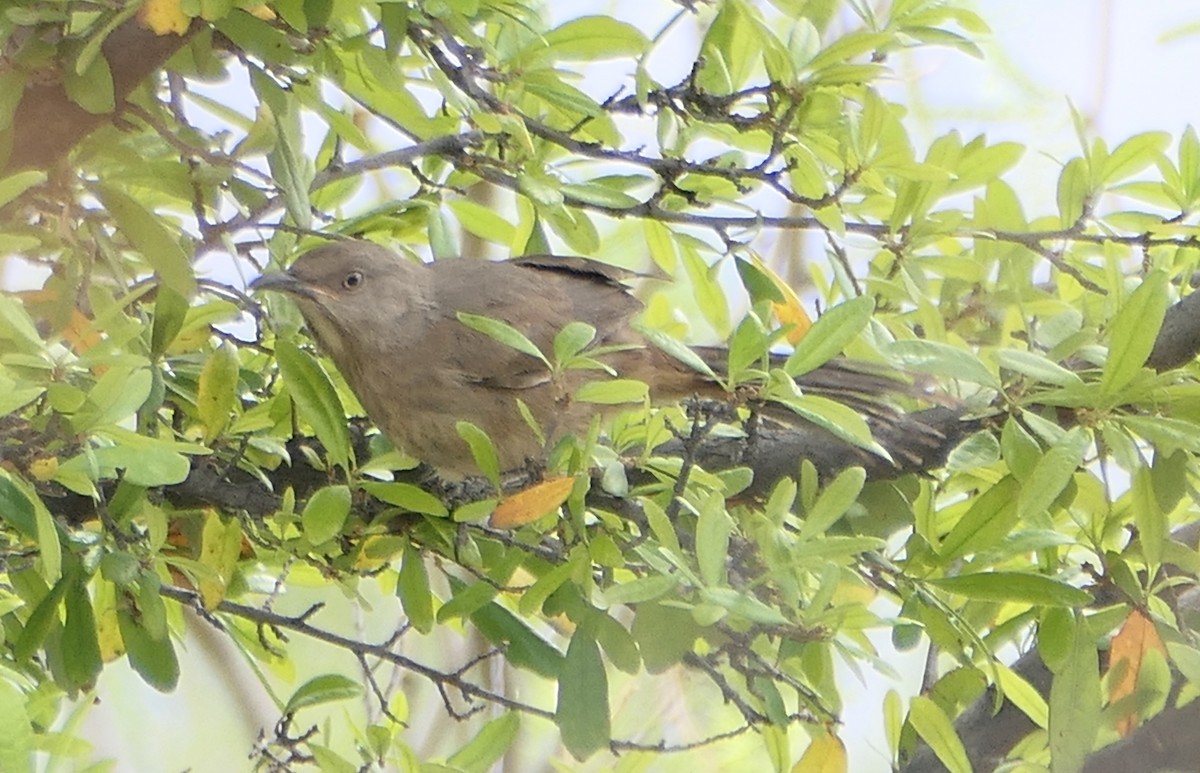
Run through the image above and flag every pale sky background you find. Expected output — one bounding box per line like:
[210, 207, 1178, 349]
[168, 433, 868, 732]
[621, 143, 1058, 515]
[41, 2, 1200, 771]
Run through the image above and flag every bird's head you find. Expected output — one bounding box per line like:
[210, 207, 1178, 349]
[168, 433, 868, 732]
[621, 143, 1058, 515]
[250, 240, 428, 359]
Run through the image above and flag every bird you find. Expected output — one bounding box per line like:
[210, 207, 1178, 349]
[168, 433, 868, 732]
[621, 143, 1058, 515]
[251, 240, 941, 478]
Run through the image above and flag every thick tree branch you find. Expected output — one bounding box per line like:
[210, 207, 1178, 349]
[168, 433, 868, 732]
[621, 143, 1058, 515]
[4, 18, 199, 173]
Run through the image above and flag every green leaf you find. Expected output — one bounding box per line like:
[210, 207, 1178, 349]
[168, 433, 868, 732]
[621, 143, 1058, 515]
[1018, 427, 1088, 521]
[908, 695, 971, 773]
[447, 712, 520, 773]
[360, 482, 448, 517]
[301, 485, 351, 544]
[560, 182, 640, 209]
[995, 349, 1082, 386]
[283, 674, 363, 714]
[150, 285, 189, 359]
[785, 295, 875, 376]
[467, 595, 562, 678]
[556, 631, 611, 760]
[1101, 270, 1169, 397]
[601, 574, 679, 606]
[0, 382, 44, 418]
[303, 0, 334, 29]
[32, 486, 61, 584]
[946, 430, 1001, 471]
[643, 220, 677, 274]
[632, 601, 699, 673]
[77, 366, 153, 430]
[456, 312, 550, 368]
[553, 321, 597, 364]
[1056, 156, 1090, 228]
[62, 572, 102, 690]
[773, 392, 882, 458]
[221, 11, 298, 65]
[118, 603, 179, 692]
[455, 421, 501, 483]
[1101, 131, 1170, 184]
[574, 378, 648, 405]
[309, 747, 355, 773]
[928, 572, 1091, 607]
[950, 141, 1024, 191]
[0, 295, 43, 352]
[93, 186, 196, 297]
[397, 545, 434, 634]
[593, 613, 639, 674]
[681, 244, 730, 337]
[0, 70, 28, 132]
[1131, 467, 1166, 568]
[633, 324, 723, 385]
[64, 50, 114, 114]
[0, 472, 36, 538]
[516, 16, 648, 65]
[447, 198, 517, 245]
[696, 493, 731, 587]
[1048, 614, 1100, 773]
[0, 170, 46, 209]
[939, 476, 1021, 560]
[798, 466, 866, 540]
[887, 339, 999, 387]
[14, 576, 67, 662]
[0, 679, 33, 773]
[542, 204, 600, 254]
[274, 340, 353, 471]
[518, 557, 578, 616]
[197, 342, 239, 444]
[427, 206, 457, 259]
[137, 572, 168, 640]
[700, 587, 789, 625]
[453, 497, 499, 523]
[996, 662, 1049, 729]
[92, 444, 192, 487]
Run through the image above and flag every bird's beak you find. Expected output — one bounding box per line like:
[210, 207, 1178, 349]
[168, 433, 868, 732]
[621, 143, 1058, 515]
[249, 271, 311, 299]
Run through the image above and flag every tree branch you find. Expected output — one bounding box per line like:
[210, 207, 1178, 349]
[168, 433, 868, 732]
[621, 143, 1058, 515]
[5, 18, 200, 173]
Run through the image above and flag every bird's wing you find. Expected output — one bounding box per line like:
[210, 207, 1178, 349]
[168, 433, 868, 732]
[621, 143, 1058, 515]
[423, 257, 645, 391]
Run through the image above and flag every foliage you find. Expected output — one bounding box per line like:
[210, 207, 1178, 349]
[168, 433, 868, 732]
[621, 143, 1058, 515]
[1, 1, 1200, 771]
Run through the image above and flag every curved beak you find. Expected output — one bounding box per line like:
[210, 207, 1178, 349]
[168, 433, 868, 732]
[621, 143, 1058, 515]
[249, 271, 310, 299]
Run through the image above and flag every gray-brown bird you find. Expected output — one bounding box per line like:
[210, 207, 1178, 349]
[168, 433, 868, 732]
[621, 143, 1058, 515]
[251, 240, 935, 477]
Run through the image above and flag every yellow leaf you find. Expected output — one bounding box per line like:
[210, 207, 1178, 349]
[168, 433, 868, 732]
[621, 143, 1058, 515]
[197, 511, 244, 610]
[246, 4, 277, 20]
[28, 457, 58, 482]
[750, 255, 813, 343]
[197, 342, 239, 444]
[489, 476, 577, 529]
[1108, 609, 1166, 736]
[792, 731, 847, 773]
[94, 579, 124, 661]
[137, 0, 191, 35]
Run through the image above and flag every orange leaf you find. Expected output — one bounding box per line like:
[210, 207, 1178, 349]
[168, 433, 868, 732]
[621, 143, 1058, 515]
[63, 308, 102, 355]
[489, 476, 576, 529]
[773, 298, 813, 344]
[1107, 609, 1166, 736]
[16, 288, 102, 357]
[138, 0, 191, 35]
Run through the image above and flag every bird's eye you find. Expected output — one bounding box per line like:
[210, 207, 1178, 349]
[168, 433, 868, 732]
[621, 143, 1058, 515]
[342, 271, 364, 290]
